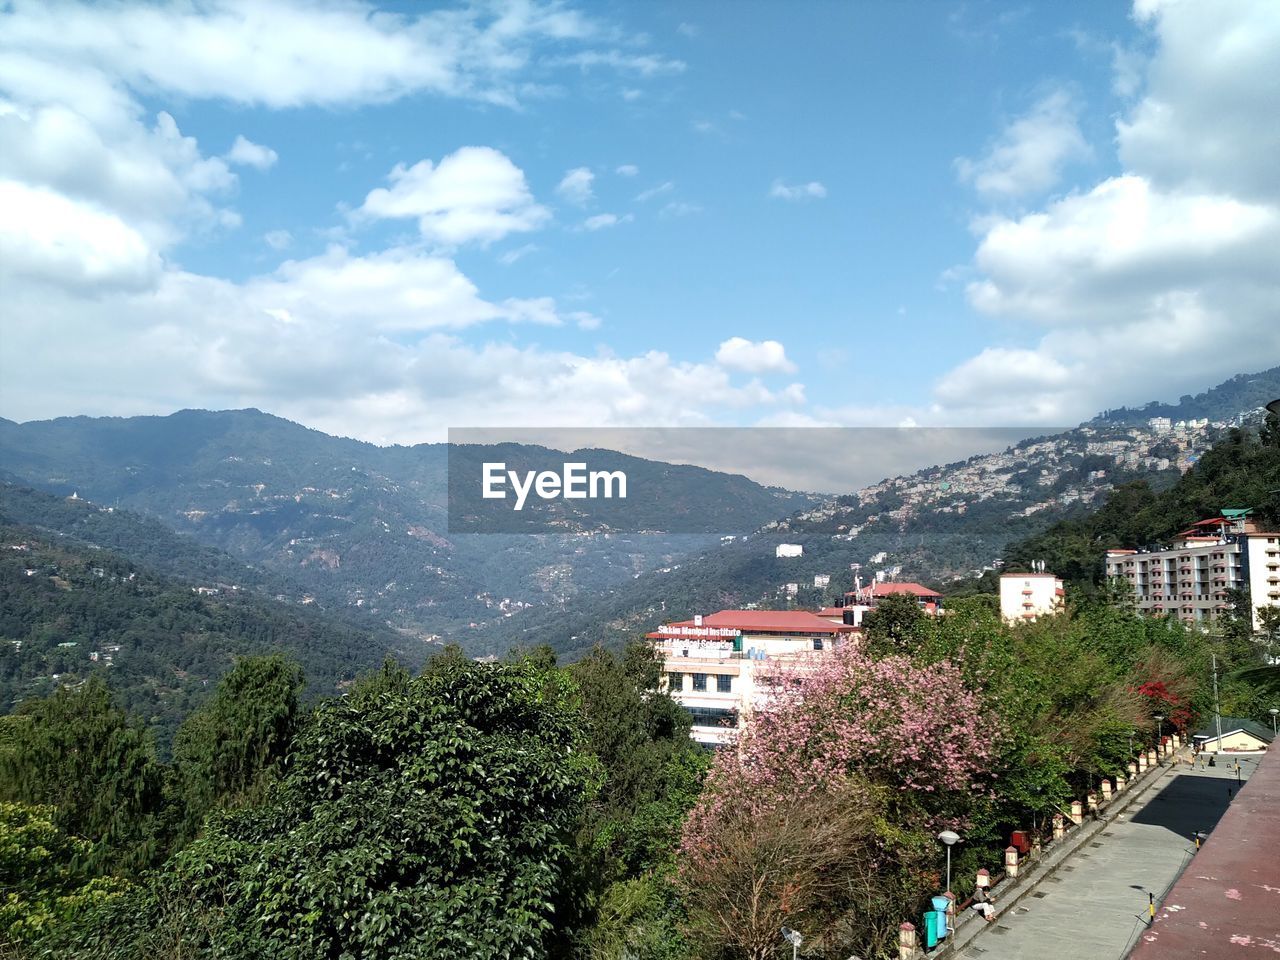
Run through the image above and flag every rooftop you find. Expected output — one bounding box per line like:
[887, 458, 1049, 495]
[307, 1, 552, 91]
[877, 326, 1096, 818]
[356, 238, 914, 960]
[651, 609, 850, 636]
[845, 581, 942, 599]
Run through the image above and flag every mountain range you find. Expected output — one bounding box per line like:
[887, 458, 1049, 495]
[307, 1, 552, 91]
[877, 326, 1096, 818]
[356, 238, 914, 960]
[1, 365, 1277, 679]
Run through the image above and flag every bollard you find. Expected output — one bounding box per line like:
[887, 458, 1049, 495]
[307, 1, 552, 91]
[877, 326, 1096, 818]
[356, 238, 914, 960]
[976, 868, 991, 889]
[1116, 773, 1127, 791]
[1138, 754, 1148, 772]
[1087, 792, 1098, 813]
[1128, 760, 1138, 776]
[1148, 748, 1158, 767]
[1031, 834, 1042, 858]
[945, 890, 956, 932]
[899, 921, 917, 960]
[1052, 812, 1065, 840]
[1004, 845, 1020, 879]
[1070, 800, 1083, 825]
[1101, 779, 1113, 801]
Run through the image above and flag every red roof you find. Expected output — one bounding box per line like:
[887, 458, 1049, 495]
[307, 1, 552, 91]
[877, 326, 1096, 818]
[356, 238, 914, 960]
[816, 606, 848, 617]
[846, 581, 942, 599]
[655, 609, 849, 635]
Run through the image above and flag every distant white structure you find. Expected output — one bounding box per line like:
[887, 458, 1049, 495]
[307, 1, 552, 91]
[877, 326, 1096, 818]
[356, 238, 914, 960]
[813, 574, 830, 588]
[1000, 571, 1065, 623]
[1148, 417, 1173, 434]
[775, 543, 803, 558]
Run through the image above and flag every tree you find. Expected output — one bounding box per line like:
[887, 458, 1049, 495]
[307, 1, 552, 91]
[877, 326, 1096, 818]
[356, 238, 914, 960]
[563, 641, 706, 959]
[0, 802, 128, 948]
[680, 646, 997, 958]
[680, 779, 906, 960]
[860, 593, 932, 657]
[56, 657, 596, 960]
[0, 679, 163, 875]
[168, 655, 305, 844]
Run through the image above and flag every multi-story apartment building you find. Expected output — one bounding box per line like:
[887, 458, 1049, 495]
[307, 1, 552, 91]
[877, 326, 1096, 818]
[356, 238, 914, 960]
[1106, 513, 1280, 630]
[999, 572, 1065, 623]
[648, 610, 855, 747]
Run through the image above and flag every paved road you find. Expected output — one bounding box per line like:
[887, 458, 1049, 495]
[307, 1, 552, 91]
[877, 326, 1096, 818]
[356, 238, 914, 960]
[955, 758, 1257, 960]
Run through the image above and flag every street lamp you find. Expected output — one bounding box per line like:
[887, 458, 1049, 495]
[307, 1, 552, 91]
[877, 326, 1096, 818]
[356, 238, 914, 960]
[1154, 714, 1164, 751]
[1128, 729, 1136, 757]
[938, 830, 960, 893]
[1270, 707, 1278, 736]
[781, 926, 802, 960]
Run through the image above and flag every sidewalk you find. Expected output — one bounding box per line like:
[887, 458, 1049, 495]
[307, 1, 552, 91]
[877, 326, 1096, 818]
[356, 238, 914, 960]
[952, 759, 1253, 960]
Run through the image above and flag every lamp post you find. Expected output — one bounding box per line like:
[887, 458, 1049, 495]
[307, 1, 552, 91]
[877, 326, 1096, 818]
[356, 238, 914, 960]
[1270, 708, 1278, 736]
[1128, 729, 1136, 757]
[1155, 714, 1164, 753]
[938, 830, 960, 893]
[781, 926, 802, 960]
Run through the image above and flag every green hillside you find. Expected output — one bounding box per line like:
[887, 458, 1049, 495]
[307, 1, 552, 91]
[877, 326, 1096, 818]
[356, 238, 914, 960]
[0, 514, 415, 747]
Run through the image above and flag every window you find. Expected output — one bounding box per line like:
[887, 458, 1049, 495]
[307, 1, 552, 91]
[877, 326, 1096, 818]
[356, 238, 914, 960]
[692, 673, 708, 692]
[812, 637, 824, 651]
[716, 674, 732, 693]
[666, 671, 683, 692]
[685, 706, 739, 728]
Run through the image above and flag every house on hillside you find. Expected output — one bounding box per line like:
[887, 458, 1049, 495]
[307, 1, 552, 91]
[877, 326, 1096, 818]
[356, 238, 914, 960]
[1191, 717, 1274, 754]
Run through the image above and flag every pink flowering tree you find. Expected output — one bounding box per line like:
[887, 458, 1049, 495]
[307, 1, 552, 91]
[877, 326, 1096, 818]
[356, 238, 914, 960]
[679, 645, 1001, 959]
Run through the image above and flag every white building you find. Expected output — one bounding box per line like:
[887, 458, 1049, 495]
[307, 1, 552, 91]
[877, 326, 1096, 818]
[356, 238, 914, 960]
[649, 610, 855, 747]
[1106, 514, 1280, 630]
[999, 572, 1065, 623]
[775, 543, 804, 558]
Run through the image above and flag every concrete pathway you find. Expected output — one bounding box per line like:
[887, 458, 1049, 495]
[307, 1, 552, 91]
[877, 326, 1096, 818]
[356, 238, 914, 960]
[954, 757, 1257, 960]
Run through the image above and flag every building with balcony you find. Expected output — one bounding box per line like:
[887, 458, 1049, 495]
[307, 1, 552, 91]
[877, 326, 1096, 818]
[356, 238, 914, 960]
[1105, 512, 1280, 630]
[999, 572, 1065, 623]
[648, 609, 855, 747]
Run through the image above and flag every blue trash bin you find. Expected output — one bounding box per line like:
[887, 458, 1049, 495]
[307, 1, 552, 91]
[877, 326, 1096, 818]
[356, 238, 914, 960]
[923, 911, 940, 948]
[931, 895, 952, 939]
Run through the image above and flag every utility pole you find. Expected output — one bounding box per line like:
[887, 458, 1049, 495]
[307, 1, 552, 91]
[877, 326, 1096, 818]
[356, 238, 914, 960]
[1212, 653, 1224, 753]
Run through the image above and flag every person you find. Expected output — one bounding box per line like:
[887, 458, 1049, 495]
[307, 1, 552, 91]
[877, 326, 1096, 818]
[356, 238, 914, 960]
[972, 884, 996, 923]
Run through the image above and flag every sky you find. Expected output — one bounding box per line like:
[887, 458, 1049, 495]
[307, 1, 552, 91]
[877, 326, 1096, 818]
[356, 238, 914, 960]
[1, 0, 1278, 447]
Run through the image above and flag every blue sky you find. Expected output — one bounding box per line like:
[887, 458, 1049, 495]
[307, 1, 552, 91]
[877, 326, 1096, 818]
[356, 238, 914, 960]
[1, 0, 1277, 444]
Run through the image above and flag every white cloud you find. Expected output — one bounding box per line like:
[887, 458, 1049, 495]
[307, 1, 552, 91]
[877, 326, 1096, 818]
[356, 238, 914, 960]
[715, 337, 797, 375]
[358, 147, 550, 246]
[1118, 0, 1280, 203]
[580, 212, 632, 231]
[0, 267, 806, 441]
[225, 134, 277, 170]
[498, 243, 538, 265]
[0, 179, 160, 291]
[954, 90, 1090, 200]
[546, 50, 686, 77]
[935, 0, 1280, 425]
[556, 166, 595, 206]
[635, 181, 674, 202]
[0, 0, 644, 111]
[263, 229, 293, 250]
[770, 179, 827, 201]
[615, 163, 638, 177]
[659, 201, 701, 218]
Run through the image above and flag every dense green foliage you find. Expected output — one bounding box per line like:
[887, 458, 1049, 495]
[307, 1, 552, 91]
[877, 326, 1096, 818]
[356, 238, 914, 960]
[0, 644, 705, 960]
